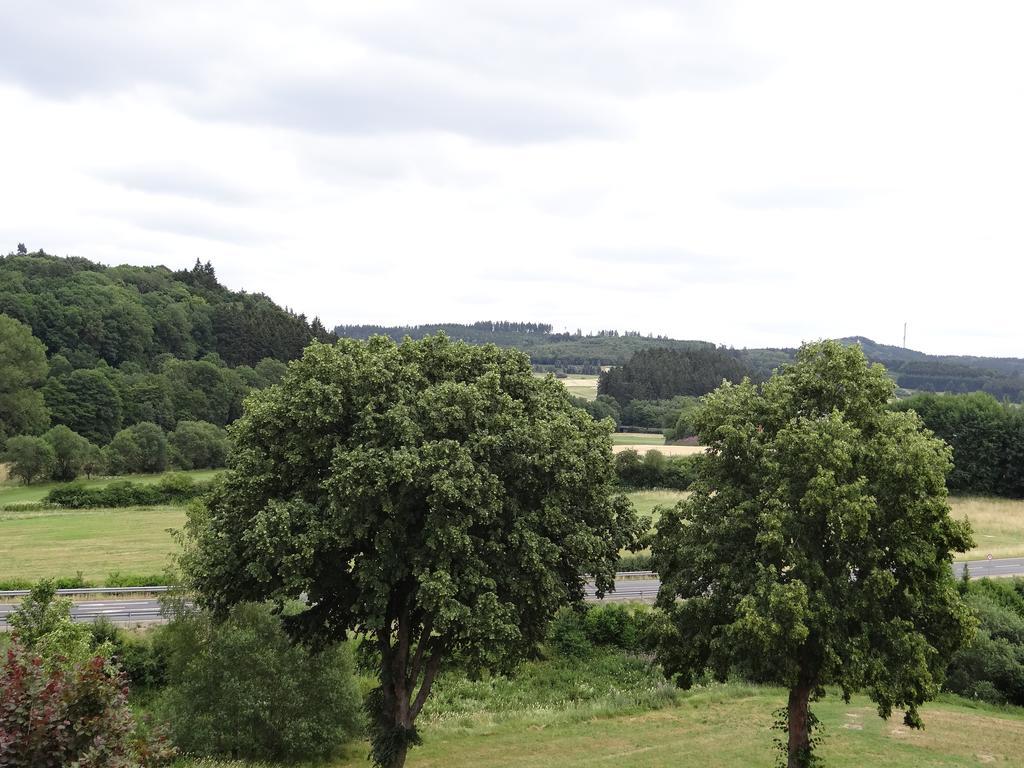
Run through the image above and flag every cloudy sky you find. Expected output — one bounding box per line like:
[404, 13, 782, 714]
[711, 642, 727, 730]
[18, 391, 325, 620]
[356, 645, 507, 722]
[2, 1, 1022, 356]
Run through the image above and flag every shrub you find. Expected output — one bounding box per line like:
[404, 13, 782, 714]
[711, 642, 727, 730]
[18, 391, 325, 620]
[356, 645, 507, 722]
[0, 641, 176, 767]
[89, 619, 167, 691]
[156, 603, 362, 762]
[6, 580, 98, 668]
[614, 449, 699, 489]
[945, 579, 1024, 705]
[44, 479, 209, 509]
[616, 552, 654, 572]
[547, 608, 592, 657]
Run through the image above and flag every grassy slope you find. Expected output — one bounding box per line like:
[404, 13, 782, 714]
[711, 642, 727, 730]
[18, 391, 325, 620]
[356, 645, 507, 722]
[0, 469, 221, 507]
[0, 506, 186, 581]
[178, 685, 1024, 767]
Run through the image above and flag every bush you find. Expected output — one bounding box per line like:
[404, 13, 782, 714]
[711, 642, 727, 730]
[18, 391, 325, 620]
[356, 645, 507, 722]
[548, 604, 658, 657]
[0, 640, 176, 767]
[156, 603, 362, 762]
[616, 552, 654, 572]
[89, 618, 167, 691]
[945, 579, 1024, 705]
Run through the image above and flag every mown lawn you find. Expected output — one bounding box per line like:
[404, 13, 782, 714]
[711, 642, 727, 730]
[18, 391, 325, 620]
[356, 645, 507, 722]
[0, 468, 221, 507]
[0, 505, 186, 582]
[177, 685, 1024, 767]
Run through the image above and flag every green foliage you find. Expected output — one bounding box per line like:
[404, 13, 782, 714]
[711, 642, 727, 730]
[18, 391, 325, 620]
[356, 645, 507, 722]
[0, 252, 330, 369]
[945, 578, 1024, 705]
[0, 640, 176, 767]
[104, 422, 168, 475]
[614, 448, 700, 489]
[156, 603, 362, 762]
[44, 476, 209, 508]
[652, 340, 976, 767]
[43, 367, 124, 444]
[7, 581, 104, 670]
[0, 313, 49, 441]
[42, 424, 95, 481]
[599, 347, 750, 405]
[891, 393, 1024, 497]
[3, 435, 55, 484]
[548, 604, 658, 658]
[168, 420, 229, 470]
[183, 334, 640, 767]
[619, 395, 700, 431]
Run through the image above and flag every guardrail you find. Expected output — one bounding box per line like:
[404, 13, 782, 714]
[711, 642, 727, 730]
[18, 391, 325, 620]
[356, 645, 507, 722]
[0, 586, 172, 598]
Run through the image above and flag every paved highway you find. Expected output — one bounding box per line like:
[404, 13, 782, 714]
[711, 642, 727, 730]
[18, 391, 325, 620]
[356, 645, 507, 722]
[2, 557, 1023, 627]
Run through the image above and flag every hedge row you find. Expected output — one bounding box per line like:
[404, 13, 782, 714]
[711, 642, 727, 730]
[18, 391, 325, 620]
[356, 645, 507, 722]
[44, 474, 211, 508]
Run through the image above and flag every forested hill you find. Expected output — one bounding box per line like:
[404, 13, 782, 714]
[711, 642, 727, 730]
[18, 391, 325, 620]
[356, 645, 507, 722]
[1, 250, 334, 368]
[0, 250, 335, 447]
[334, 322, 713, 369]
[740, 338, 1024, 401]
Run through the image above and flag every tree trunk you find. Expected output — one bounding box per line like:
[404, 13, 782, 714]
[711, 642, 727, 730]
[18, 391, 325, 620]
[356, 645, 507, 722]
[787, 683, 812, 768]
[386, 742, 408, 768]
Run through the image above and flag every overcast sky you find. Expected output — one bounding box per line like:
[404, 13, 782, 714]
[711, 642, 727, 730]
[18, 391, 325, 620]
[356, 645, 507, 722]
[2, 1, 1022, 356]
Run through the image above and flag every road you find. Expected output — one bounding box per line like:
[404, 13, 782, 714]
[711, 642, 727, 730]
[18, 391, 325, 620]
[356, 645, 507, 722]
[2, 557, 1023, 627]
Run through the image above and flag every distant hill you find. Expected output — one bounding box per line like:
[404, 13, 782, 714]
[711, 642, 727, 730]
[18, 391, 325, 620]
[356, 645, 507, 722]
[1, 251, 334, 368]
[336, 322, 1024, 401]
[334, 322, 714, 369]
[738, 337, 1024, 401]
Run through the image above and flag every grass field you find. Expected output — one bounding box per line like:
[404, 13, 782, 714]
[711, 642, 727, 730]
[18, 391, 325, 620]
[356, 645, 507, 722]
[179, 684, 1024, 767]
[560, 374, 599, 401]
[626, 489, 688, 521]
[954, 497, 1024, 560]
[612, 432, 667, 446]
[0, 505, 186, 582]
[0, 468, 221, 507]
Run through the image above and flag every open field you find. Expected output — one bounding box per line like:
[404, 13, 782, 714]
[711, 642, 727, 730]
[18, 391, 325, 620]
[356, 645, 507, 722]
[0, 505, 186, 582]
[612, 432, 667, 446]
[2, 488, 1021, 584]
[0, 469, 221, 507]
[179, 685, 1024, 768]
[613, 444, 705, 456]
[954, 497, 1024, 561]
[627, 489, 688, 521]
[560, 373, 599, 400]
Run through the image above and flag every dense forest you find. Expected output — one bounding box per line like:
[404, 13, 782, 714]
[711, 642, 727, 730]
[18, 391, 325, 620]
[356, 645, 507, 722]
[597, 347, 750, 404]
[0, 250, 335, 479]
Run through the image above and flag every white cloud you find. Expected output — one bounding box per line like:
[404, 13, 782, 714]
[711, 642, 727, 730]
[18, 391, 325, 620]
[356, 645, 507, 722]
[0, 0, 1022, 356]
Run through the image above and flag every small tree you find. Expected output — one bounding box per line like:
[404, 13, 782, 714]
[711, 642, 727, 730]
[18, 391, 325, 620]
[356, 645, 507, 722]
[44, 424, 95, 481]
[652, 341, 975, 768]
[157, 603, 362, 762]
[4, 435, 55, 484]
[168, 420, 229, 470]
[184, 335, 639, 768]
[8, 580, 101, 669]
[105, 422, 167, 475]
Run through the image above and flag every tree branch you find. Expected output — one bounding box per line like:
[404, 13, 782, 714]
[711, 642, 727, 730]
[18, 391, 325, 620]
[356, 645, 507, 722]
[410, 642, 444, 720]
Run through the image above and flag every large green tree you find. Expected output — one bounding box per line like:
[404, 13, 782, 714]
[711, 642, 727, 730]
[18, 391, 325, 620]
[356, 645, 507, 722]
[42, 425, 95, 482]
[183, 335, 639, 768]
[652, 340, 974, 768]
[4, 435, 55, 485]
[0, 313, 50, 441]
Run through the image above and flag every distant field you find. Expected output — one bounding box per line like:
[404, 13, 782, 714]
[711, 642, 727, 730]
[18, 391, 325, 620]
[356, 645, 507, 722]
[0, 469, 221, 507]
[613, 444, 705, 456]
[627, 489, 688, 522]
[560, 374, 599, 401]
[178, 684, 1024, 768]
[612, 432, 666, 446]
[0, 505, 186, 582]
